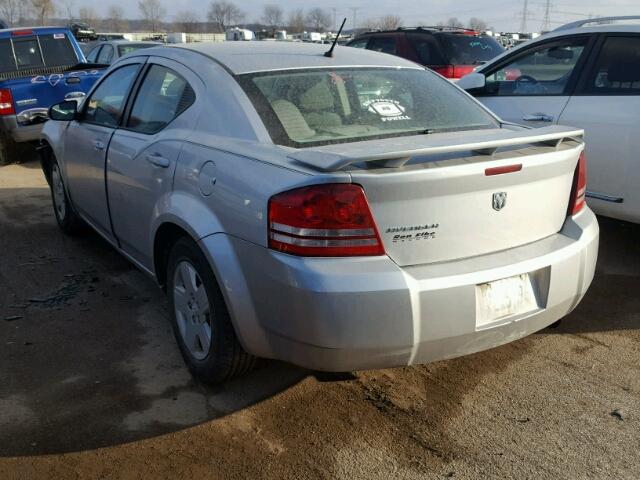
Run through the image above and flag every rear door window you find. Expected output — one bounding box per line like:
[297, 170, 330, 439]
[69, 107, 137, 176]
[367, 37, 398, 55]
[86, 46, 102, 63]
[127, 65, 195, 134]
[583, 36, 640, 94]
[97, 44, 115, 64]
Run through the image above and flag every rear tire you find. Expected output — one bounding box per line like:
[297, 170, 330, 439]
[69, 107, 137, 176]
[167, 237, 256, 383]
[0, 130, 20, 166]
[49, 158, 84, 235]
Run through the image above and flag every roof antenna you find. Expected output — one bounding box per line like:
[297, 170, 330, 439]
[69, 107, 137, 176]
[324, 17, 347, 57]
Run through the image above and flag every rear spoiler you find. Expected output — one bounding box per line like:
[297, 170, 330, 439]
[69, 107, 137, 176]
[287, 125, 584, 172]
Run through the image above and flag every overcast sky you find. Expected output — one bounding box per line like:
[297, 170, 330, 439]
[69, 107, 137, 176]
[101, 0, 640, 32]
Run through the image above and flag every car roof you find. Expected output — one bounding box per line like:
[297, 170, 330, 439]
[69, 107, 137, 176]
[106, 40, 161, 45]
[0, 26, 70, 38]
[170, 41, 422, 74]
[356, 27, 480, 36]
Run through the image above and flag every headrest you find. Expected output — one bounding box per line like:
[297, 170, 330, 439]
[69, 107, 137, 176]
[607, 62, 640, 83]
[270, 99, 315, 141]
[299, 80, 334, 111]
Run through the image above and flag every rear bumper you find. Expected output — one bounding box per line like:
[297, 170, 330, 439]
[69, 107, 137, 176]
[200, 208, 599, 372]
[0, 114, 44, 143]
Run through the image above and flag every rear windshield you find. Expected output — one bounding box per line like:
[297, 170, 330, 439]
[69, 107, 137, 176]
[0, 33, 78, 73]
[238, 67, 497, 148]
[437, 34, 503, 65]
[118, 43, 156, 56]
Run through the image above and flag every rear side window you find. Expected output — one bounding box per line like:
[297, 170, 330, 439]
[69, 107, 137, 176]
[367, 37, 397, 55]
[127, 65, 195, 134]
[0, 40, 15, 72]
[484, 37, 588, 96]
[14, 38, 44, 69]
[408, 34, 444, 65]
[437, 34, 503, 64]
[585, 36, 640, 94]
[38, 34, 78, 66]
[84, 64, 139, 127]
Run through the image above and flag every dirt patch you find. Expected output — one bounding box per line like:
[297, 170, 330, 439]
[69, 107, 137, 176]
[0, 163, 638, 479]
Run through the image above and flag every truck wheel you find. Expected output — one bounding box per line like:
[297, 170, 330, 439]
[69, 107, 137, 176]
[0, 130, 19, 166]
[167, 237, 256, 383]
[49, 159, 84, 234]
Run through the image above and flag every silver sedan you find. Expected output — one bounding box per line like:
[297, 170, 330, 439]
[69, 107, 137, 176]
[40, 42, 598, 383]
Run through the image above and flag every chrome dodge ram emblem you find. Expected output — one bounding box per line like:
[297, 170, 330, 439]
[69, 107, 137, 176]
[492, 192, 507, 211]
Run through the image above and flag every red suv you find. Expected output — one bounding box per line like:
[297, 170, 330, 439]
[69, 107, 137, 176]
[347, 27, 505, 80]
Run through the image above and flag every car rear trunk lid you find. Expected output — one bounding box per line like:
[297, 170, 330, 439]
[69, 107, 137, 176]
[288, 126, 584, 266]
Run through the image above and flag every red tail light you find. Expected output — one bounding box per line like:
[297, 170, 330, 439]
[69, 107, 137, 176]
[0, 88, 15, 116]
[11, 29, 34, 36]
[433, 65, 476, 79]
[569, 151, 587, 216]
[268, 184, 385, 257]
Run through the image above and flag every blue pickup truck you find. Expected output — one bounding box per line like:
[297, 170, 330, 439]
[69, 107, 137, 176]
[0, 26, 105, 164]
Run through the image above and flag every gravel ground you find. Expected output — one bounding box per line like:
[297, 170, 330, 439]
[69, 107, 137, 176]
[0, 162, 638, 479]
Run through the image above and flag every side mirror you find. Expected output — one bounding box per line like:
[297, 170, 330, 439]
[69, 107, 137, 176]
[48, 101, 78, 121]
[457, 72, 486, 91]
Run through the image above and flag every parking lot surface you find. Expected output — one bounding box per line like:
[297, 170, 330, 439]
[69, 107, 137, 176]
[0, 162, 638, 479]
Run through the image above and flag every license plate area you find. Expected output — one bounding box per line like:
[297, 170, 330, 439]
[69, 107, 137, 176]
[475, 268, 550, 330]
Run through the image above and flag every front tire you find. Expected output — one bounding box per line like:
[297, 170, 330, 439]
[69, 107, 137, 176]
[49, 159, 84, 235]
[167, 237, 255, 383]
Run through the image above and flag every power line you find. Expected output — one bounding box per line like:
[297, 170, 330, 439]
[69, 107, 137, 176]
[350, 7, 359, 29]
[520, 0, 529, 31]
[541, 0, 552, 31]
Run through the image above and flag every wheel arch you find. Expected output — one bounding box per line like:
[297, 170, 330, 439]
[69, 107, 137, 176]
[153, 222, 197, 289]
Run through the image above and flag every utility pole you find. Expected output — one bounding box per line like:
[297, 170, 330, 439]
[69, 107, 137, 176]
[332, 8, 337, 31]
[519, 0, 529, 32]
[351, 7, 359, 29]
[541, 0, 552, 31]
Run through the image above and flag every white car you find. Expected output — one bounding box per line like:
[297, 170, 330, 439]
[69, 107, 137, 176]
[458, 16, 640, 223]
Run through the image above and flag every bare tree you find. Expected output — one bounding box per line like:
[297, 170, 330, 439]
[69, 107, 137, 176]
[262, 4, 283, 29]
[138, 0, 166, 32]
[287, 8, 305, 33]
[78, 6, 99, 26]
[31, 0, 55, 26]
[106, 4, 127, 32]
[468, 17, 488, 31]
[174, 10, 199, 33]
[0, 0, 20, 26]
[207, 0, 245, 32]
[60, 0, 74, 23]
[361, 17, 378, 30]
[377, 15, 402, 30]
[305, 7, 331, 32]
[445, 17, 464, 28]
